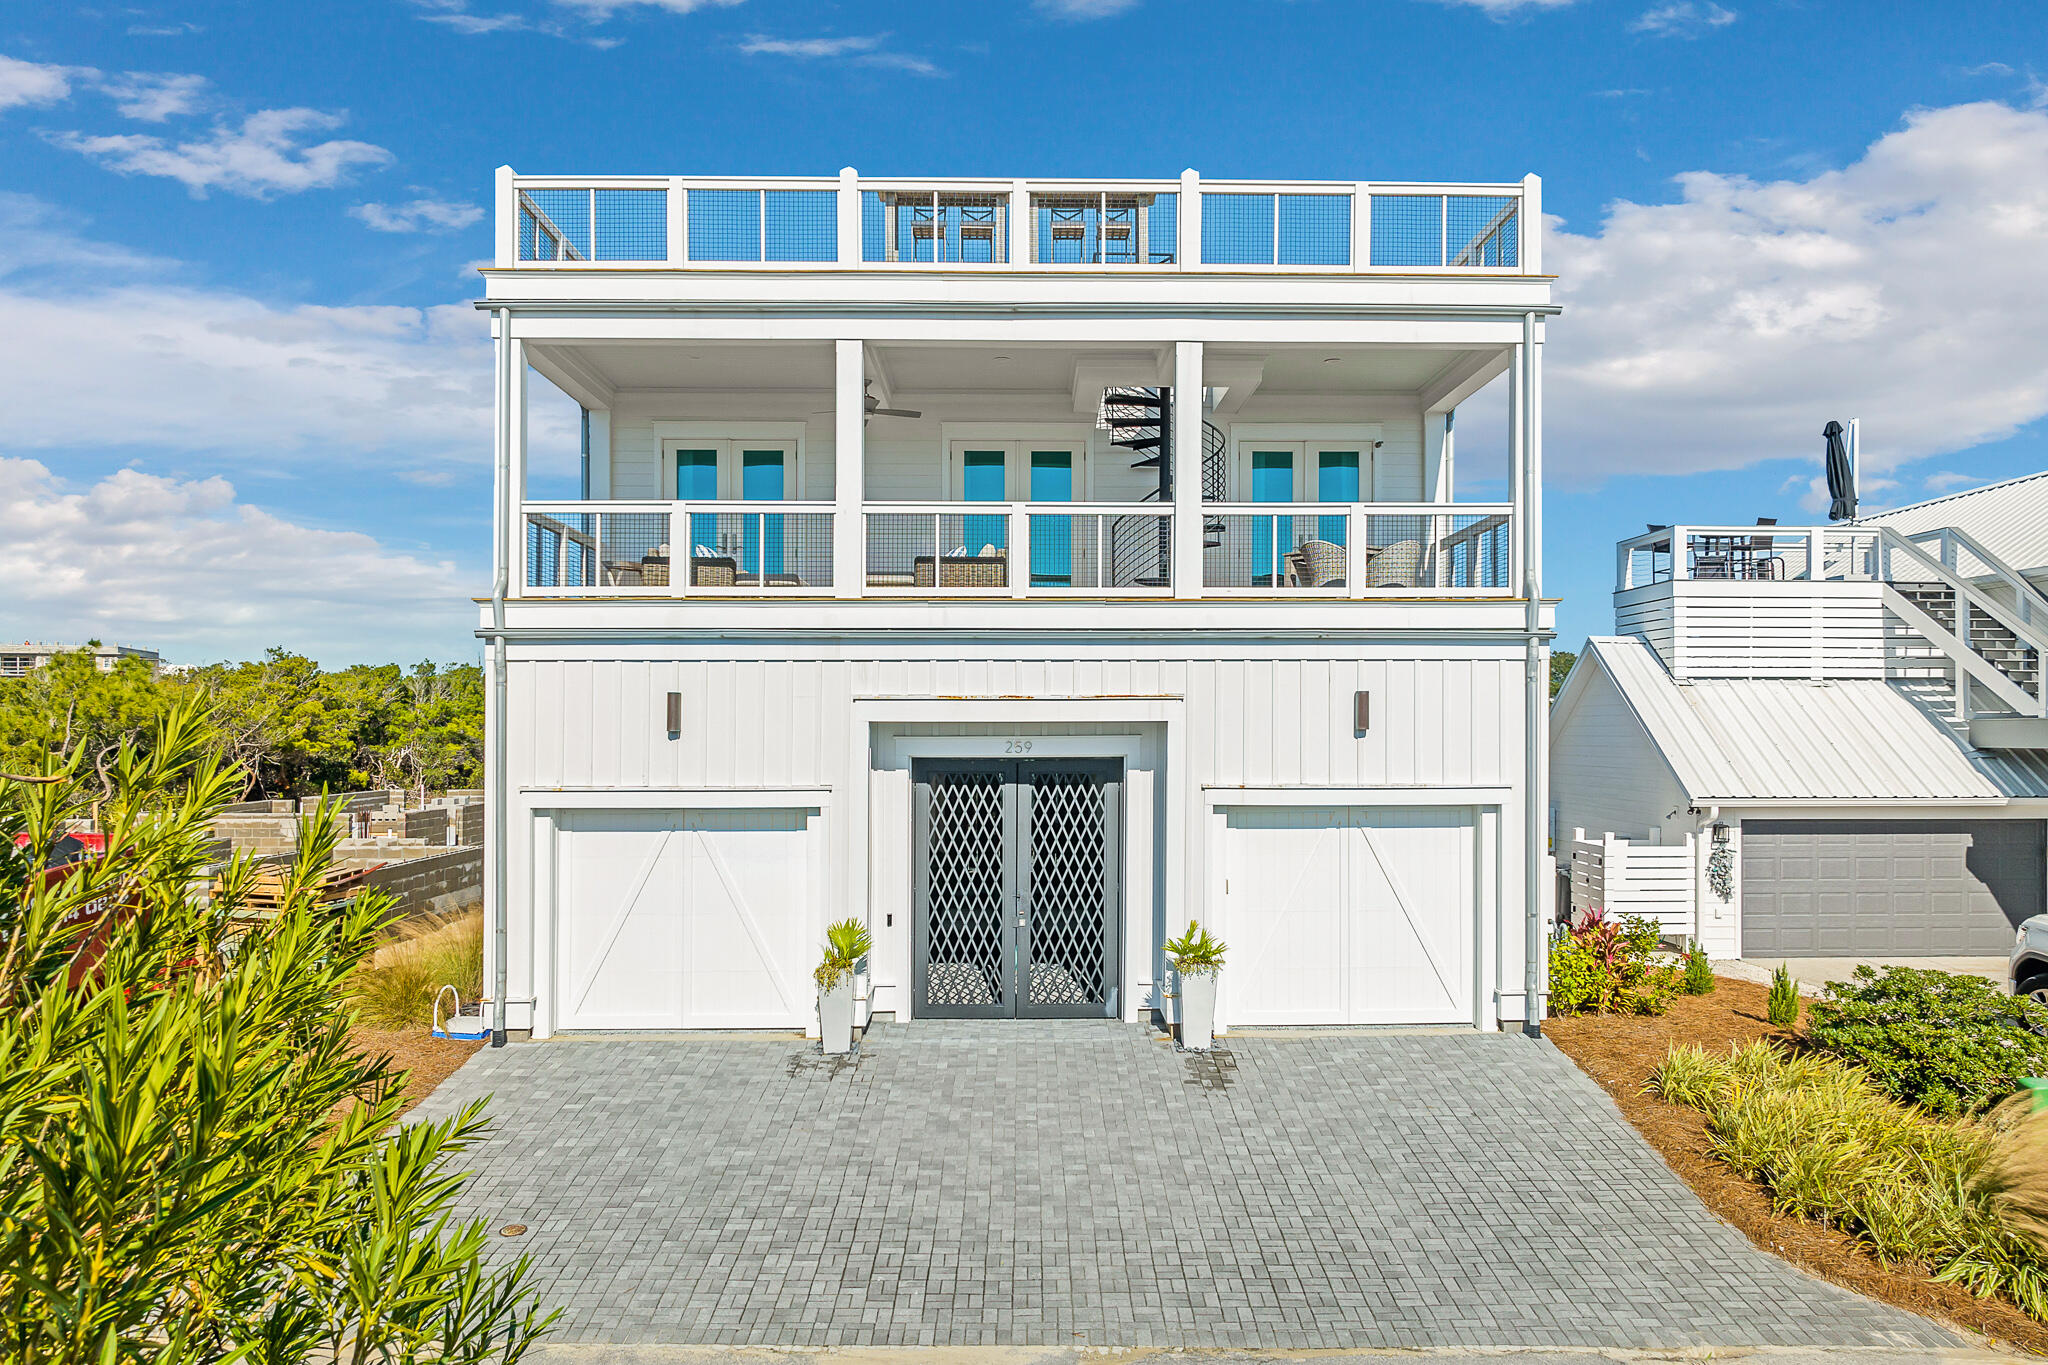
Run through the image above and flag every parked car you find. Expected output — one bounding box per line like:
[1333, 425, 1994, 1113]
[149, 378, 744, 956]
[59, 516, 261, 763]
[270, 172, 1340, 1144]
[2011, 915, 2048, 1002]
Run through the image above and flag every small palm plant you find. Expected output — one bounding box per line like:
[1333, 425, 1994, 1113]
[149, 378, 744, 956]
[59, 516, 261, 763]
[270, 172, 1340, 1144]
[1767, 963, 1801, 1027]
[814, 917, 873, 993]
[1163, 920, 1227, 975]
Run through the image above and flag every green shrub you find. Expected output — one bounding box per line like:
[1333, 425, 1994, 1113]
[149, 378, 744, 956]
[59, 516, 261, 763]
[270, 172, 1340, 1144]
[349, 909, 485, 1029]
[1807, 965, 2048, 1117]
[0, 704, 555, 1361]
[1645, 1040, 2048, 1318]
[1548, 908, 1680, 1016]
[1681, 942, 1716, 995]
[1767, 963, 1800, 1027]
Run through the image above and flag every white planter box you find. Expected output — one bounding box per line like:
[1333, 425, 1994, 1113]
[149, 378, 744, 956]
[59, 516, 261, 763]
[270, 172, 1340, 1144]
[1178, 969, 1218, 1051]
[819, 978, 856, 1054]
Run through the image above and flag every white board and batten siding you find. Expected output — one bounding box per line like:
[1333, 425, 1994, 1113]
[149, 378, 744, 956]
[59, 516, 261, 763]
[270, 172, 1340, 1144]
[1615, 580, 1888, 681]
[498, 639, 1534, 1034]
[1221, 804, 1480, 1025]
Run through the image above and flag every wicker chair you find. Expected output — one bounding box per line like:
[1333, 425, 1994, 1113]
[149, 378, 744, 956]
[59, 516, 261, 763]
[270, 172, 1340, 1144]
[1365, 539, 1424, 589]
[914, 550, 1007, 588]
[1288, 539, 1348, 588]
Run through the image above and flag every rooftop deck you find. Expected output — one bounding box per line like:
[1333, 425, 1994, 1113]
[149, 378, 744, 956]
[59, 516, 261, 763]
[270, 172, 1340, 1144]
[494, 169, 1540, 275]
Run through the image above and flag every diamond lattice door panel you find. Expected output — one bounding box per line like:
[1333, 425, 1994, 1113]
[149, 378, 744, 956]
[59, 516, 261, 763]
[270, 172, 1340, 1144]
[912, 759, 1122, 1019]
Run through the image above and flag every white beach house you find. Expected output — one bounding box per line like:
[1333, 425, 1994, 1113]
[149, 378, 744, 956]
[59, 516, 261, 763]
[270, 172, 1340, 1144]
[477, 168, 1555, 1039]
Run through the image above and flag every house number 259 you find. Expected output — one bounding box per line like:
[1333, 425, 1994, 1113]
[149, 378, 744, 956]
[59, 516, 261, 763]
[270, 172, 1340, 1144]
[1003, 739, 1034, 754]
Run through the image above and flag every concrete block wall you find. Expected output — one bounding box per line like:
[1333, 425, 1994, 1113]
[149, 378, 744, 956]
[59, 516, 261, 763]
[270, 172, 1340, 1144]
[352, 846, 484, 923]
[368, 807, 450, 843]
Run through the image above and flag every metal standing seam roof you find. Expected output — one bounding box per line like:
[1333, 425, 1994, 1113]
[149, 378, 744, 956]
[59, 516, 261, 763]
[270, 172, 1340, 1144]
[1858, 470, 2048, 578]
[1581, 635, 2048, 804]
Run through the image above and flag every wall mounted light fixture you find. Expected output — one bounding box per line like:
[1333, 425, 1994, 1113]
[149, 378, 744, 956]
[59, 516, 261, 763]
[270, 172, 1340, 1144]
[1353, 690, 1370, 733]
[665, 692, 682, 735]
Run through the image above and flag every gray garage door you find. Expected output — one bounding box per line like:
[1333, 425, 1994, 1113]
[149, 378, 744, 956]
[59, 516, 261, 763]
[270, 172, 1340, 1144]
[1741, 819, 2045, 956]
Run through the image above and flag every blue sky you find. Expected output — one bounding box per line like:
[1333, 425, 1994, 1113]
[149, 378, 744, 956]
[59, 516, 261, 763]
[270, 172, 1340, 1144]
[3, 0, 2046, 663]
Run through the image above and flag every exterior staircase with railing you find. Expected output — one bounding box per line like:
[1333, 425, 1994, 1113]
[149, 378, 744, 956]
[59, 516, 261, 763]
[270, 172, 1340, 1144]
[1100, 386, 1226, 588]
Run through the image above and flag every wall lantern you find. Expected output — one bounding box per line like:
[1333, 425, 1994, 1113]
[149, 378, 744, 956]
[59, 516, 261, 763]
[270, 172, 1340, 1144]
[1711, 821, 1731, 846]
[1353, 690, 1370, 734]
[665, 692, 682, 735]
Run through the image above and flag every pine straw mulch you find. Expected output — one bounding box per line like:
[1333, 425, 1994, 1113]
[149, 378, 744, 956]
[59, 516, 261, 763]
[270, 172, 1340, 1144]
[1546, 975, 2048, 1355]
[351, 1028, 483, 1121]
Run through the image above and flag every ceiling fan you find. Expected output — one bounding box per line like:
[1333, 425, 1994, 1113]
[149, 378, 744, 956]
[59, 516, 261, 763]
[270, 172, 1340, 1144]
[815, 383, 921, 423]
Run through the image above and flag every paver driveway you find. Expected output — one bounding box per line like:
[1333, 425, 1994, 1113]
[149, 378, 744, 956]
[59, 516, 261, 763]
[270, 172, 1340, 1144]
[411, 1021, 1955, 1350]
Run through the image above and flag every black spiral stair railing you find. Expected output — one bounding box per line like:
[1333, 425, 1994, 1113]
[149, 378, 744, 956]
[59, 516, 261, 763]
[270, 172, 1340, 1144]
[1100, 387, 1226, 588]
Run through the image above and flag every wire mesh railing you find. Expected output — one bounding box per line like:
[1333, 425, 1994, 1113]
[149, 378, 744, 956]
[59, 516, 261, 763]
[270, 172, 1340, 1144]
[523, 504, 833, 592]
[865, 508, 1012, 589]
[688, 188, 837, 262]
[863, 191, 1011, 263]
[1368, 193, 1519, 268]
[1203, 505, 1514, 592]
[504, 176, 1532, 271]
[518, 187, 667, 262]
[1028, 192, 1176, 265]
[1200, 192, 1351, 266]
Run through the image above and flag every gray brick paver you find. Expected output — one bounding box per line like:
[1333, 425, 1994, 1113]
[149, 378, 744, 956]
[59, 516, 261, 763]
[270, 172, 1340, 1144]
[411, 1023, 1953, 1349]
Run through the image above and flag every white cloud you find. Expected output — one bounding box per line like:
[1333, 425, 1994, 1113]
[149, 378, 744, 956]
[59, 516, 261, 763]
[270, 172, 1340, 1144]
[0, 458, 471, 663]
[1427, 0, 1579, 15]
[0, 53, 86, 111]
[126, 21, 203, 36]
[99, 70, 208, 120]
[1033, 0, 1142, 16]
[49, 108, 392, 199]
[738, 33, 940, 74]
[1546, 101, 2048, 483]
[548, 0, 745, 15]
[1630, 2, 1737, 36]
[0, 193, 169, 277]
[1921, 471, 1984, 495]
[352, 198, 486, 233]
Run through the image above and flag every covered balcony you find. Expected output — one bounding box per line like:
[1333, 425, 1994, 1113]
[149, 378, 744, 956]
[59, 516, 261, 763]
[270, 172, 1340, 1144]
[505, 335, 1526, 605]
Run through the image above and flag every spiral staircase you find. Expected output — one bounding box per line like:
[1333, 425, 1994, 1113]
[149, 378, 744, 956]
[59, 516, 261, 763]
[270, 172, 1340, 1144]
[1099, 387, 1227, 588]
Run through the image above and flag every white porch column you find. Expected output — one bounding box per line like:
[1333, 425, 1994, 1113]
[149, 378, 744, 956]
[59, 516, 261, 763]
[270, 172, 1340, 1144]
[834, 339, 865, 598]
[837, 168, 860, 266]
[507, 338, 528, 597]
[1172, 341, 1204, 598]
[584, 408, 612, 499]
[494, 166, 517, 268]
[1423, 410, 1454, 503]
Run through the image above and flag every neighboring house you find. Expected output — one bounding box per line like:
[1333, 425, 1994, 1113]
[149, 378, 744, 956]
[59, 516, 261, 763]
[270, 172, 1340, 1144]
[0, 642, 160, 677]
[478, 168, 1554, 1038]
[1553, 507, 2048, 960]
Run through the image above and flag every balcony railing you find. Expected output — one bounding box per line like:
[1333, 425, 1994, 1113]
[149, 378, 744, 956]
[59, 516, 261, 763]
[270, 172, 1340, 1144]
[864, 503, 1173, 593]
[519, 500, 1515, 599]
[524, 501, 834, 593]
[499, 171, 1540, 274]
[1203, 504, 1514, 594]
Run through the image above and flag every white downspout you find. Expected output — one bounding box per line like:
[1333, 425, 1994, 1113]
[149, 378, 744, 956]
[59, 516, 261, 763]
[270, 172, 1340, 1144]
[489, 306, 512, 1048]
[1522, 309, 1548, 1039]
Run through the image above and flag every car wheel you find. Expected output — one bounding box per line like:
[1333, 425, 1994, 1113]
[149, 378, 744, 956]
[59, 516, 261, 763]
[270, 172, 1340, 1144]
[2019, 974, 2048, 1008]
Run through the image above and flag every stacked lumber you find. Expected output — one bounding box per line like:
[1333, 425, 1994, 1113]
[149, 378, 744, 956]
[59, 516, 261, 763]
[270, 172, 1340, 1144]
[219, 863, 382, 913]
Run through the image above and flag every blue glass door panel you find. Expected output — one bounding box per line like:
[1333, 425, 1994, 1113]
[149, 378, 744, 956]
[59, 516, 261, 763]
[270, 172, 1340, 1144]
[1317, 451, 1360, 546]
[741, 449, 785, 577]
[1251, 450, 1294, 584]
[677, 448, 719, 566]
[1029, 450, 1073, 586]
[962, 449, 1007, 559]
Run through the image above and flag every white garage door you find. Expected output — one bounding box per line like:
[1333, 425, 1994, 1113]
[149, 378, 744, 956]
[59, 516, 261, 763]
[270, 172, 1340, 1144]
[1222, 805, 1477, 1026]
[553, 807, 817, 1031]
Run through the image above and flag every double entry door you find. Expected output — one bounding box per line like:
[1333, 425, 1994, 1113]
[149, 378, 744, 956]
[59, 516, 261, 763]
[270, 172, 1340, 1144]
[912, 758, 1123, 1019]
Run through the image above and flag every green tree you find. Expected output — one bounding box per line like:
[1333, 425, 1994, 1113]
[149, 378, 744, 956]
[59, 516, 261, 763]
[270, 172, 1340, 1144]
[0, 646, 180, 792]
[0, 704, 555, 1362]
[189, 649, 358, 797]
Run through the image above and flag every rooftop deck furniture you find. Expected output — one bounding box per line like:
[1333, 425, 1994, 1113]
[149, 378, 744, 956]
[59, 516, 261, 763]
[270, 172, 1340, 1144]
[1285, 539, 1351, 588]
[1365, 538, 1424, 589]
[914, 551, 1008, 588]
